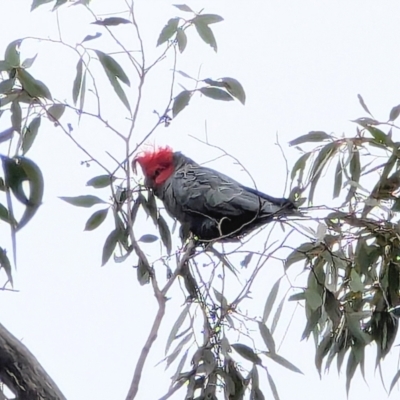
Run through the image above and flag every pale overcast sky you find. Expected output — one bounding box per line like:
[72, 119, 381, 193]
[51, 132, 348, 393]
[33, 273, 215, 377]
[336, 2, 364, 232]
[1, 1, 400, 399]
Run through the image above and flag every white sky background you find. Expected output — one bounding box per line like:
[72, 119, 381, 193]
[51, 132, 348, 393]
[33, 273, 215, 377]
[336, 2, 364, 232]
[0, 1, 400, 399]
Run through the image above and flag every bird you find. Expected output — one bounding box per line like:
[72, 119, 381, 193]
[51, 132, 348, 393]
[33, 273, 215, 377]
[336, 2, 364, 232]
[133, 146, 298, 242]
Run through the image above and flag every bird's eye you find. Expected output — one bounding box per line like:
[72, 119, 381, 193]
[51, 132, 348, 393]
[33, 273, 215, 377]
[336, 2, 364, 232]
[154, 168, 162, 178]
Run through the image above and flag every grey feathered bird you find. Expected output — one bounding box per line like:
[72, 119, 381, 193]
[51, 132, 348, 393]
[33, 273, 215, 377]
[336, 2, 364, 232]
[133, 147, 298, 241]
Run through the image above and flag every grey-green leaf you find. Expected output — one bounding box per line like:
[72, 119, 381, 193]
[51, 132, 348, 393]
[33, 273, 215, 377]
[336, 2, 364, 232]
[0, 127, 14, 144]
[192, 14, 224, 25]
[221, 77, 246, 105]
[157, 215, 172, 255]
[94, 50, 130, 86]
[92, 17, 131, 26]
[389, 105, 400, 122]
[157, 18, 180, 46]
[101, 228, 120, 266]
[173, 4, 194, 12]
[22, 54, 38, 69]
[258, 323, 276, 354]
[262, 278, 281, 323]
[86, 174, 115, 188]
[84, 208, 109, 231]
[18, 69, 52, 99]
[11, 101, 22, 133]
[5, 39, 22, 67]
[200, 87, 233, 101]
[22, 117, 41, 155]
[165, 303, 191, 355]
[59, 195, 106, 207]
[333, 159, 342, 199]
[0, 247, 13, 286]
[289, 131, 332, 146]
[172, 90, 191, 117]
[138, 234, 158, 243]
[194, 21, 217, 51]
[72, 58, 83, 105]
[0, 78, 15, 94]
[231, 343, 262, 364]
[31, 0, 53, 11]
[47, 104, 65, 122]
[176, 28, 187, 53]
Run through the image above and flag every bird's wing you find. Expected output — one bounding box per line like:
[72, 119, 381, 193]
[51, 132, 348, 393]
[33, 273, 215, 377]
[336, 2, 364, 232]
[171, 163, 285, 218]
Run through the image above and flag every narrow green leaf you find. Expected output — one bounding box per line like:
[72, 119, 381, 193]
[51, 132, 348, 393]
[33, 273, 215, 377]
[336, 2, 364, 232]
[0, 247, 13, 286]
[5, 40, 22, 67]
[366, 126, 389, 145]
[290, 152, 311, 181]
[346, 349, 358, 396]
[92, 17, 131, 26]
[262, 278, 281, 323]
[389, 370, 400, 394]
[11, 101, 22, 133]
[285, 243, 317, 269]
[194, 21, 217, 51]
[173, 4, 194, 12]
[0, 203, 13, 224]
[389, 105, 400, 122]
[220, 77, 246, 105]
[289, 131, 332, 146]
[333, 159, 342, 199]
[264, 353, 303, 374]
[258, 323, 276, 354]
[81, 33, 102, 44]
[136, 257, 151, 285]
[157, 215, 172, 255]
[172, 90, 191, 117]
[84, 208, 108, 231]
[59, 195, 106, 207]
[271, 296, 285, 335]
[47, 104, 65, 122]
[176, 28, 187, 53]
[157, 18, 180, 46]
[0, 127, 13, 144]
[72, 58, 83, 105]
[31, 0, 53, 11]
[0, 78, 15, 94]
[100, 67, 130, 112]
[165, 303, 191, 355]
[231, 343, 262, 364]
[288, 292, 305, 302]
[22, 54, 38, 69]
[22, 117, 41, 155]
[138, 234, 158, 243]
[18, 69, 52, 99]
[79, 70, 87, 116]
[192, 14, 224, 25]
[94, 50, 130, 86]
[86, 174, 115, 188]
[200, 87, 233, 101]
[101, 228, 120, 266]
[357, 94, 373, 117]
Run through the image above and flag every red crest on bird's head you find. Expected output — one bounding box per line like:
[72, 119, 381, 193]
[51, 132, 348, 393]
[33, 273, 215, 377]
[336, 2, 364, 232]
[133, 146, 175, 185]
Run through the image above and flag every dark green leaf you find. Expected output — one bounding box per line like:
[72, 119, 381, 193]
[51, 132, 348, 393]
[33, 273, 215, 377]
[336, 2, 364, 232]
[194, 21, 217, 51]
[262, 278, 281, 323]
[59, 195, 106, 207]
[157, 18, 180, 46]
[258, 323, 275, 354]
[22, 117, 41, 155]
[86, 174, 115, 188]
[264, 353, 303, 374]
[301, 306, 321, 340]
[288, 292, 305, 302]
[79, 70, 87, 115]
[172, 90, 191, 117]
[231, 343, 261, 364]
[0, 247, 13, 285]
[173, 4, 194, 12]
[136, 257, 151, 285]
[5, 40, 21, 67]
[11, 101, 22, 133]
[366, 126, 389, 145]
[101, 228, 120, 266]
[176, 28, 187, 53]
[157, 215, 172, 254]
[271, 296, 285, 335]
[31, 0, 53, 11]
[165, 303, 191, 355]
[22, 54, 38, 69]
[333, 159, 342, 199]
[84, 208, 108, 231]
[200, 87, 233, 101]
[47, 104, 65, 122]
[220, 77, 246, 105]
[94, 50, 130, 86]
[285, 242, 317, 269]
[192, 14, 224, 25]
[102, 70, 130, 111]
[389, 105, 400, 122]
[18, 69, 52, 99]
[138, 234, 158, 243]
[72, 59, 83, 105]
[0, 203, 13, 224]
[81, 33, 102, 44]
[92, 17, 131, 26]
[0, 78, 15, 94]
[289, 131, 332, 146]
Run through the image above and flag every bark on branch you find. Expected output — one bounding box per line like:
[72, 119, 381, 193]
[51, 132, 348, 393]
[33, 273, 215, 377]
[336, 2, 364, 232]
[0, 322, 66, 400]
